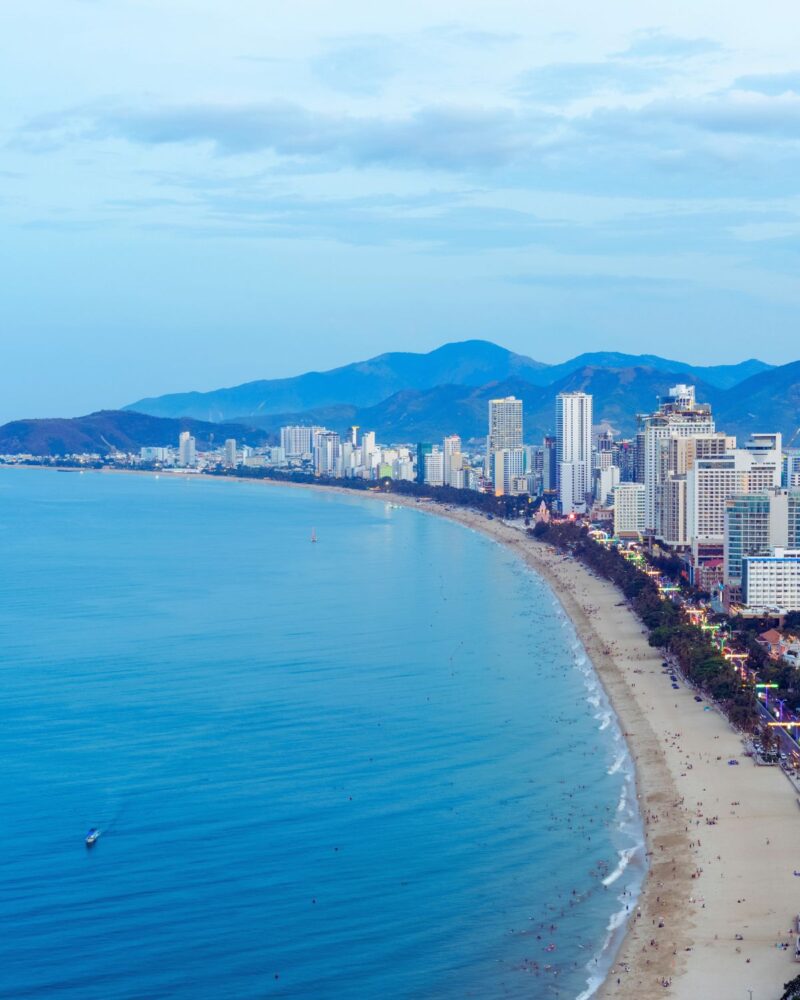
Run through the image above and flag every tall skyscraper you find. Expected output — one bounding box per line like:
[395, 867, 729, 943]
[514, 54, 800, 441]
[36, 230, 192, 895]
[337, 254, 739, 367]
[224, 438, 237, 468]
[486, 397, 523, 473]
[555, 392, 593, 514]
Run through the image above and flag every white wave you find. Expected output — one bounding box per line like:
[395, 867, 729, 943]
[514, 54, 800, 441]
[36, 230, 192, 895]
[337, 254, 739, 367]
[607, 753, 626, 775]
[603, 845, 640, 887]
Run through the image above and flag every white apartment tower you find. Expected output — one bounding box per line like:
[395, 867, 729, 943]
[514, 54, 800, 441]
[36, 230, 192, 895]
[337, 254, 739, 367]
[556, 392, 593, 514]
[361, 431, 377, 470]
[224, 438, 237, 468]
[486, 397, 523, 473]
[424, 448, 445, 487]
[443, 435, 463, 487]
[280, 425, 313, 458]
[178, 431, 196, 468]
[613, 483, 646, 537]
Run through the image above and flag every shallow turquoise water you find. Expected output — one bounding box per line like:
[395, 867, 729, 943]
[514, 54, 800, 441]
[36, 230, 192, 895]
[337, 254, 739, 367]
[0, 468, 643, 998]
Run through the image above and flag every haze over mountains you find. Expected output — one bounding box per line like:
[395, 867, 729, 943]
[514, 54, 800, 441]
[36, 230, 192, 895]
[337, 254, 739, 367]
[2, 341, 798, 455]
[126, 340, 771, 423]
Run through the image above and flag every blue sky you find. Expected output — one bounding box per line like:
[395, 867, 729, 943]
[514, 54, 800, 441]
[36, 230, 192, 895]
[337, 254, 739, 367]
[2, 0, 800, 422]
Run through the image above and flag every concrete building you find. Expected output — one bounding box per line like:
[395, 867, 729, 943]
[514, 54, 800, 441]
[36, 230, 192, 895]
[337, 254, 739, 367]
[314, 432, 340, 476]
[492, 447, 526, 496]
[424, 448, 444, 487]
[443, 435, 463, 487]
[542, 435, 558, 493]
[556, 391, 593, 514]
[140, 446, 169, 463]
[416, 443, 433, 484]
[361, 431, 376, 471]
[178, 431, 196, 468]
[613, 482, 646, 537]
[684, 434, 782, 572]
[280, 425, 313, 458]
[487, 397, 523, 452]
[742, 549, 800, 612]
[660, 477, 688, 547]
[224, 438, 237, 468]
[724, 489, 800, 589]
[639, 385, 715, 531]
[594, 464, 620, 506]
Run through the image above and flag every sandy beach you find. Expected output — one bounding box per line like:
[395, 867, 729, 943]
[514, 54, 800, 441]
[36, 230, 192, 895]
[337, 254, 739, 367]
[407, 501, 800, 1000]
[16, 466, 800, 998]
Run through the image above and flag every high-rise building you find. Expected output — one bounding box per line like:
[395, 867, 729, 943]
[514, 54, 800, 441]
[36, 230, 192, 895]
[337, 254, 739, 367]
[492, 448, 526, 496]
[224, 438, 237, 468]
[639, 385, 715, 531]
[594, 465, 620, 506]
[416, 443, 433, 484]
[443, 435, 463, 487]
[613, 483, 646, 537]
[280, 425, 313, 458]
[660, 478, 688, 547]
[555, 392, 593, 514]
[314, 432, 340, 476]
[676, 433, 782, 579]
[361, 431, 376, 470]
[742, 549, 800, 612]
[178, 431, 196, 468]
[424, 448, 444, 487]
[724, 488, 800, 589]
[486, 397, 523, 474]
[542, 436, 558, 493]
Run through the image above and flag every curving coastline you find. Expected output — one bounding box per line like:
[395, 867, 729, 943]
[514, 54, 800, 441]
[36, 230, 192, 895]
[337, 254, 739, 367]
[284, 483, 800, 1000]
[10, 465, 800, 998]
[402, 501, 800, 1000]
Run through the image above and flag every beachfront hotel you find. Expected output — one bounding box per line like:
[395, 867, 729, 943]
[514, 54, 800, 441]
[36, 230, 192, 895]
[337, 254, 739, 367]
[555, 391, 593, 514]
[639, 384, 715, 532]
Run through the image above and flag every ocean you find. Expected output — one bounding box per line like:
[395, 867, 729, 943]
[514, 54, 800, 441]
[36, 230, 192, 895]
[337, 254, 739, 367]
[0, 468, 644, 999]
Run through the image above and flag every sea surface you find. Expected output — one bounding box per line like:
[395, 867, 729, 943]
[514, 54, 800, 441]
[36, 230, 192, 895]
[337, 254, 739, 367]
[0, 468, 644, 999]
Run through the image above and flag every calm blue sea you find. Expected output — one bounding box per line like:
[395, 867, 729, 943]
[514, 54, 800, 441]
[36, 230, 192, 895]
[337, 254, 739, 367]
[0, 468, 644, 999]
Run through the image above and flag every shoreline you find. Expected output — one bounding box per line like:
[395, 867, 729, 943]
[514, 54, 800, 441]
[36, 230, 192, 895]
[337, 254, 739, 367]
[218, 474, 800, 999]
[8, 465, 800, 998]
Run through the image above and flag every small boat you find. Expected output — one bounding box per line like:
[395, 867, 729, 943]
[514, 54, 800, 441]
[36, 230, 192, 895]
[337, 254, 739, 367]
[85, 828, 100, 847]
[311, 529, 317, 543]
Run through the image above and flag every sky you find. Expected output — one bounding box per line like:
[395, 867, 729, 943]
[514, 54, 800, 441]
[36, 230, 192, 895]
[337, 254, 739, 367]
[2, 0, 800, 422]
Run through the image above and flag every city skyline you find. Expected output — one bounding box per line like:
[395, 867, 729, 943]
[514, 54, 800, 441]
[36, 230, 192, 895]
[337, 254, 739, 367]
[3, 2, 800, 422]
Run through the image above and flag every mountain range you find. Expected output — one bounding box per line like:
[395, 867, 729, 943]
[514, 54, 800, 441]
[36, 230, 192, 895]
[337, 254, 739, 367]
[0, 410, 269, 457]
[126, 340, 772, 422]
[2, 341, 798, 455]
